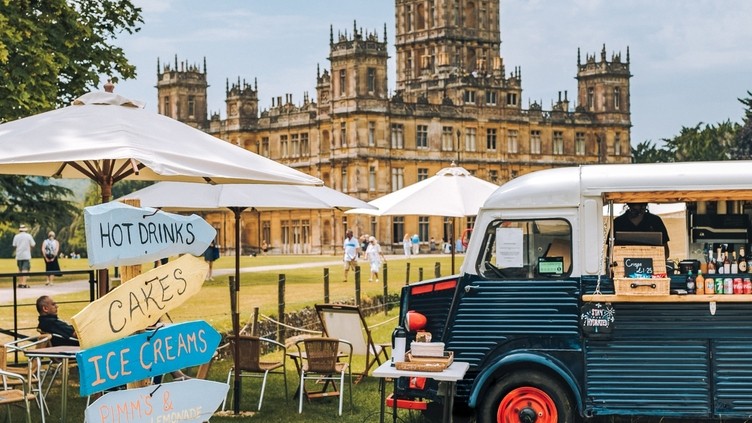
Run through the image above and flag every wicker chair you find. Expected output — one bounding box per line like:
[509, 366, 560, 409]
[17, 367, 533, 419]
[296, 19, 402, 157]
[295, 337, 353, 416]
[221, 335, 288, 411]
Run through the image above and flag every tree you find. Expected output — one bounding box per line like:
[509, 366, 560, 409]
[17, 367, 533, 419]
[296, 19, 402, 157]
[631, 140, 672, 163]
[0, 0, 143, 240]
[730, 90, 752, 159]
[0, 0, 143, 122]
[662, 121, 739, 162]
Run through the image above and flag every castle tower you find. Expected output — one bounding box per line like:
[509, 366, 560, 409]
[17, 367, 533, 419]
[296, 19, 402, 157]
[328, 22, 389, 111]
[224, 77, 259, 130]
[156, 55, 208, 129]
[576, 45, 631, 122]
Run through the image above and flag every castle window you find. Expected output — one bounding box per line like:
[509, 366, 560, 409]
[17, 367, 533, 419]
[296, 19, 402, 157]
[429, 0, 435, 27]
[575, 132, 586, 155]
[489, 169, 499, 183]
[291, 133, 300, 158]
[262, 221, 271, 248]
[465, 128, 477, 152]
[418, 168, 428, 181]
[419, 216, 429, 242]
[530, 130, 541, 154]
[454, 0, 461, 25]
[416, 3, 425, 30]
[464, 90, 476, 104]
[301, 133, 310, 157]
[614, 87, 621, 110]
[417, 125, 428, 149]
[392, 167, 405, 190]
[367, 68, 376, 94]
[261, 137, 270, 158]
[614, 132, 622, 156]
[485, 90, 497, 105]
[368, 121, 376, 146]
[506, 92, 517, 106]
[587, 87, 594, 110]
[280, 135, 288, 158]
[486, 128, 497, 151]
[339, 69, 346, 96]
[392, 216, 405, 246]
[391, 124, 404, 148]
[441, 126, 454, 151]
[341, 168, 348, 192]
[188, 96, 195, 118]
[406, 4, 413, 31]
[553, 131, 564, 155]
[341, 122, 347, 147]
[369, 166, 376, 191]
[163, 96, 171, 118]
[507, 129, 519, 154]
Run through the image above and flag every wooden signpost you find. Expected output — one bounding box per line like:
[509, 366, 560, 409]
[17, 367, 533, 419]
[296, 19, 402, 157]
[72, 254, 209, 349]
[76, 320, 221, 396]
[84, 201, 216, 268]
[84, 378, 228, 423]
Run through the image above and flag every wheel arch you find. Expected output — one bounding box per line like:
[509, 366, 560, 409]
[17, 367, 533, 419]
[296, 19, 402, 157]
[468, 351, 583, 415]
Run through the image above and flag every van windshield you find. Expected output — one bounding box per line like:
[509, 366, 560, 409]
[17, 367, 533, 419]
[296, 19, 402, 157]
[477, 218, 572, 279]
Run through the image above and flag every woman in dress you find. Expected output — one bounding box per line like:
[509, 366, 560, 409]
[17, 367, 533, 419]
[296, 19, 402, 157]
[402, 233, 412, 258]
[366, 236, 386, 282]
[42, 231, 61, 286]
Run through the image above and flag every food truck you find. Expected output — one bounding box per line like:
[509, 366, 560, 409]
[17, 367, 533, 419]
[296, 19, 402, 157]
[395, 161, 752, 422]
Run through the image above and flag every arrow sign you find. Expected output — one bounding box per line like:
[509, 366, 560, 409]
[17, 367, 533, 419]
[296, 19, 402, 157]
[72, 255, 208, 349]
[84, 201, 216, 268]
[76, 320, 221, 396]
[84, 379, 229, 423]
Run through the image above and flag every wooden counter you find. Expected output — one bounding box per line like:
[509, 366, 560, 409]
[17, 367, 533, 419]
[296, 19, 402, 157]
[582, 294, 752, 303]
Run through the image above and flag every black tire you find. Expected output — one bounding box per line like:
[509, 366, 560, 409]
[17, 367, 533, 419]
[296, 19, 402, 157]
[477, 370, 575, 423]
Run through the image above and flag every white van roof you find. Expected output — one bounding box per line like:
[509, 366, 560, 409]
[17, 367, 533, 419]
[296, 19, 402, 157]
[484, 161, 752, 210]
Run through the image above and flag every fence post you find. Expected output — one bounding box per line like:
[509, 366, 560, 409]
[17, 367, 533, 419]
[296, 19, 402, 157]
[355, 266, 361, 307]
[405, 262, 411, 286]
[435, 262, 441, 278]
[419, 267, 424, 282]
[278, 274, 286, 343]
[382, 263, 389, 315]
[323, 268, 330, 304]
[251, 307, 260, 336]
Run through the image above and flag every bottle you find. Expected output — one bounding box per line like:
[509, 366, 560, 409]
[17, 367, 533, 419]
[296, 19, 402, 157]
[707, 251, 716, 274]
[731, 251, 739, 274]
[686, 270, 695, 294]
[705, 277, 715, 295]
[716, 247, 724, 274]
[695, 270, 705, 295]
[391, 326, 406, 365]
[723, 252, 731, 274]
[739, 247, 748, 273]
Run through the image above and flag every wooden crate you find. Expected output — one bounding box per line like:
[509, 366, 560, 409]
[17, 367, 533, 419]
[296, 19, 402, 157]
[612, 245, 667, 277]
[614, 277, 670, 295]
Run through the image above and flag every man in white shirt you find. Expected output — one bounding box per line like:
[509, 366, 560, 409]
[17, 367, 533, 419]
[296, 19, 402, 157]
[12, 224, 35, 288]
[342, 230, 359, 282]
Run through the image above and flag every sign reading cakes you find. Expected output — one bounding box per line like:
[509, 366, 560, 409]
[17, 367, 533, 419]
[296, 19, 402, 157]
[84, 202, 216, 268]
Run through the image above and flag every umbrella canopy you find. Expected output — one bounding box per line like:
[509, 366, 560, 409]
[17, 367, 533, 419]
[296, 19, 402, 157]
[345, 165, 498, 217]
[0, 90, 322, 201]
[118, 181, 374, 211]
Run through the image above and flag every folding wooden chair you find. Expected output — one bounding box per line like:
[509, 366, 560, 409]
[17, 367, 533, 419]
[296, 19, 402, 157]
[221, 335, 288, 411]
[315, 304, 390, 383]
[295, 337, 352, 416]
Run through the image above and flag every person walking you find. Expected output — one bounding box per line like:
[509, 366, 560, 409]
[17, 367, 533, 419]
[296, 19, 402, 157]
[411, 233, 420, 255]
[203, 240, 220, 281]
[12, 224, 35, 288]
[41, 231, 61, 285]
[402, 233, 412, 258]
[365, 236, 386, 282]
[343, 230, 359, 282]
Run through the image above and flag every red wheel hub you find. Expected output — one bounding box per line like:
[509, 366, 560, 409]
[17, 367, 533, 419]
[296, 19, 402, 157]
[497, 386, 558, 423]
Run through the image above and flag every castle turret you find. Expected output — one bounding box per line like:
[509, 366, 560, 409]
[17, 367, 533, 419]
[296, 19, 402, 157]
[156, 55, 208, 129]
[224, 77, 259, 130]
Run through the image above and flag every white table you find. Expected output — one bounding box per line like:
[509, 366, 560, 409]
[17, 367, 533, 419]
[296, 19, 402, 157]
[24, 346, 79, 423]
[372, 360, 470, 423]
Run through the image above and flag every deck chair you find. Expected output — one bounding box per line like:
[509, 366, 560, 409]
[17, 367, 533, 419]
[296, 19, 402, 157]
[315, 304, 390, 383]
[0, 369, 35, 423]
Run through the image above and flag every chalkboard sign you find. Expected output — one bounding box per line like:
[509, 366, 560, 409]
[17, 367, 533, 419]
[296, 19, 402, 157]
[580, 302, 615, 337]
[624, 257, 653, 278]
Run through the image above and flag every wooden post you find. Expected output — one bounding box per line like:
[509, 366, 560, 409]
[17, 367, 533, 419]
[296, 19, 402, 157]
[323, 268, 330, 303]
[419, 267, 424, 282]
[405, 262, 411, 286]
[355, 266, 361, 307]
[382, 263, 388, 315]
[435, 262, 441, 278]
[278, 274, 286, 343]
[251, 307, 260, 336]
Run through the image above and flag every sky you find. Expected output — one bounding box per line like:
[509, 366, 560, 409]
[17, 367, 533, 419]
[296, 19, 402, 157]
[110, 0, 752, 147]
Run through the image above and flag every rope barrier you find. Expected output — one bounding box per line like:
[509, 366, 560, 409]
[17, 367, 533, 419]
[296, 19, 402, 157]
[259, 313, 321, 334]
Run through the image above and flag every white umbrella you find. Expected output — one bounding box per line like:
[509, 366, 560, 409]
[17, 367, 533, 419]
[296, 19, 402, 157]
[346, 165, 498, 272]
[0, 90, 322, 202]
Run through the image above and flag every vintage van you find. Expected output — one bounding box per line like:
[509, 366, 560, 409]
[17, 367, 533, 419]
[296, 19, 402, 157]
[395, 161, 752, 422]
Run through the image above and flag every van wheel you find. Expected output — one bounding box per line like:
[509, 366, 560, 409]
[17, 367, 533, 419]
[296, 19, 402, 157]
[477, 371, 575, 423]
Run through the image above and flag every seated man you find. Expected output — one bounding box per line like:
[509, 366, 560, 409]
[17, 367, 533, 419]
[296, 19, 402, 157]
[36, 295, 79, 346]
[614, 202, 670, 258]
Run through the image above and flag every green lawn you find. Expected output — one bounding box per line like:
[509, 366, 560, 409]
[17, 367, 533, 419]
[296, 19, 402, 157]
[1, 253, 464, 422]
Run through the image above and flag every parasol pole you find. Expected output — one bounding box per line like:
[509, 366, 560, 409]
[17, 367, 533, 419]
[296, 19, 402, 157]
[229, 206, 247, 414]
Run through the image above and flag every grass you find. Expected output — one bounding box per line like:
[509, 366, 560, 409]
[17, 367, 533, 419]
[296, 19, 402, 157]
[1, 253, 463, 422]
